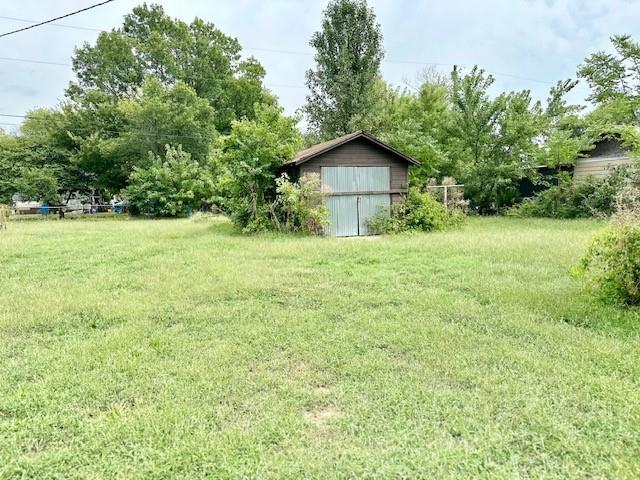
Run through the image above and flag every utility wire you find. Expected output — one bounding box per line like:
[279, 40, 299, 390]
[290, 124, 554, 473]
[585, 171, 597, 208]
[0, 0, 116, 39]
[0, 15, 103, 32]
[0, 15, 554, 85]
[0, 113, 219, 140]
[0, 55, 70, 66]
[0, 56, 307, 89]
[0, 53, 554, 87]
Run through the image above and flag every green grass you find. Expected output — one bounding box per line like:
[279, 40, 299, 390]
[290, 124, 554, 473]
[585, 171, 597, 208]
[1, 216, 639, 479]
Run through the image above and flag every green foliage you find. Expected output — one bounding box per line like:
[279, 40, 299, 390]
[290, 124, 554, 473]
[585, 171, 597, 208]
[448, 67, 545, 213]
[578, 35, 640, 105]
[536, 79, 589, 169]
[15, 167, 61, 204]
[216, 105, 302, 232]
[304, 0, 384, 139]
[124, 145, 213, 217]
[536, 129, 587, 168]
[578, 34, 640, 127]
[71, 3, 274, 133]
[513, 168, 635, 219]
[367, 187, 464, 234]
[0, 133, 21, 204]
[577, 224, 640, 305]
[117, 77, 216, 164]
[379, 71, 453, 183]
[67, 78, 216, 193]
[273, 173, 328, 234]
[0, 110, 90, 202]
[365, 204, 407, 234]
[403, 188, 465, 231]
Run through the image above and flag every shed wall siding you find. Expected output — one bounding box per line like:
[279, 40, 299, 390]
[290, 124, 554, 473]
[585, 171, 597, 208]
[298, 138, 409, 203]
[573, 156, 633, 181]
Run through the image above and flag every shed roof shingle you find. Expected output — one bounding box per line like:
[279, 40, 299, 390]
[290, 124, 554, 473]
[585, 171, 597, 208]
[285, 131, 419, 166]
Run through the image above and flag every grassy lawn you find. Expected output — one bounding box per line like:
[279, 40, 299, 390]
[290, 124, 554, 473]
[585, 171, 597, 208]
[1, 216, 639, 479]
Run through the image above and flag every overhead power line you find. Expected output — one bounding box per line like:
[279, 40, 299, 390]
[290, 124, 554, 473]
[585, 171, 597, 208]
[0, 0, 116, 39]
[0, 15, 103, 33]
[0, 15, 554, 85]
[0, 55, 70, 66]
[0, 53, 554, 87]
[0, 113, 218, 140]
[0, 56, 307, 89]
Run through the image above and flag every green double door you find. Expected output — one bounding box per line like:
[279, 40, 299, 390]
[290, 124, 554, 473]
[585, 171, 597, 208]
[322, 166, 391, 237]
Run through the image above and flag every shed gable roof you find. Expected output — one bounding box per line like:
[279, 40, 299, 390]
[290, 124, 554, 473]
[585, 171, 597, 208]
[285, 131, 419, 166]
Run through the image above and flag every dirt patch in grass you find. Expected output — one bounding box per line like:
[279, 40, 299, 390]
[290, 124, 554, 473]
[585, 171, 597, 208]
[303, 405, 342, 426]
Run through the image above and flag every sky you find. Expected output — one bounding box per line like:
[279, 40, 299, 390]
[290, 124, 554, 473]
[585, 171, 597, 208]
[0, 0, 639, 133]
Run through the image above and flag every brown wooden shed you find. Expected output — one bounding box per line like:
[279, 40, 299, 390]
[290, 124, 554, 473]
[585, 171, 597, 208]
[283, 131, 419, 236]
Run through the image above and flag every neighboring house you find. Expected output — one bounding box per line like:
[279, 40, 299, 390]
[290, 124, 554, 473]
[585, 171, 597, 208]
[283, 131, 419, 237]
[574, 137, 634, 181]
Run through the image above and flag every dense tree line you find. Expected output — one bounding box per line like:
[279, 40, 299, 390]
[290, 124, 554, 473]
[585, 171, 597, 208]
[1, 1, 639, 225]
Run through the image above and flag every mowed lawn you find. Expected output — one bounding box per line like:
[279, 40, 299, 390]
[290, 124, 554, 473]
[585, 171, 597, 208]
[1, 217, 639, 479]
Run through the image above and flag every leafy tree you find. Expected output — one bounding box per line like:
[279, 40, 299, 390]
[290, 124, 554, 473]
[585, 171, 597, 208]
[578, 34, 640, 125]
[71, 30, 142, 98]
[19, 109, 91, 199]
[15, 167, 60, 204]
[304, 0, 384, 139]
[448, 67, 544, 213]
[117, 77, 216, 164]
[535, 80, 589, 170]
[68, 78, 215, 193]
[377, 70, 454, 184]
[124, 145, 213, 217]
[1, 111, 91, 204]
[71, 3, 274, 133]
[216, 104, 302, 232]
[0, 133, 22, 204]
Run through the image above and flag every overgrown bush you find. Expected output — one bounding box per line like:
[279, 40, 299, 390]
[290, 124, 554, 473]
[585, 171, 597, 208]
[612, 184, 640, 225]
[366, 204, 407, 234]
[577, 224, 640, 305]
[576, 185, 640, 306]
[367, 187, 465, 234]
[512, 167, 635, 218]
[124, 145, 213, 217]
[216, 104, 302, 233]
[272, 173, 328, 234]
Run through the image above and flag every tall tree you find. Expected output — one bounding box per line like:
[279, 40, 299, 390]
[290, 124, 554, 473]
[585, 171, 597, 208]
[377, 69, 454, 184]
[70, 78, 216, 192]
[0, 133, 22, 204]
[70, 3, 274, 133]
[304, 0, 384, 139]
[536, 80, 589, 169]
[578, 34, 640, 125]
[449, 67, 544, 213]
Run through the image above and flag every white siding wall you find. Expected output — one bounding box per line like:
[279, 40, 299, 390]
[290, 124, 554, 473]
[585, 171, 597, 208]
[573, 156, 633, 181]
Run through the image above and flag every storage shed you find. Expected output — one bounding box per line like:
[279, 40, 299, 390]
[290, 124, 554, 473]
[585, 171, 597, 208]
[574, 137, 633, 181]
[283, 131, 419, 236]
